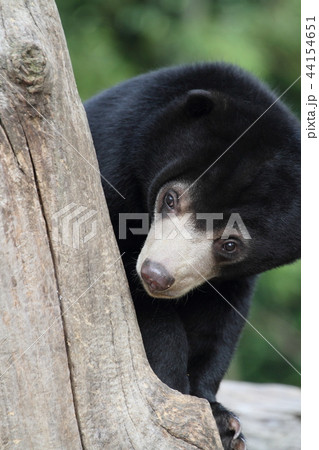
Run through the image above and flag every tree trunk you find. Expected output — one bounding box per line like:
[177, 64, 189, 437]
[0, 1, 222, 448]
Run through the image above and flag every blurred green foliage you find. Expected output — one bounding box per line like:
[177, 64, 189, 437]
[227, 260, 300, 386]
[56, 0, 301, 386]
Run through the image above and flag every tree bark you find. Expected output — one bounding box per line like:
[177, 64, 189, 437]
[0, 1, 222, 449]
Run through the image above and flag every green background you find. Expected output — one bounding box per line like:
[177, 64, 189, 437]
[56, 0, 301, 386]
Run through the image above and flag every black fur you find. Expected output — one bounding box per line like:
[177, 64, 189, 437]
[85, 63, 300, 448]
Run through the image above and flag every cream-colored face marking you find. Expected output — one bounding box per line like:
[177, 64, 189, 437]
[136, 182, 219, 298]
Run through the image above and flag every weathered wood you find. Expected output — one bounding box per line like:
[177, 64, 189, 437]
[0, 1, 222, 448]
[219, 381, 301, 450]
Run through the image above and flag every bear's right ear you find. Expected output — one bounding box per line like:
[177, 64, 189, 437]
[185, 89, 214, 117]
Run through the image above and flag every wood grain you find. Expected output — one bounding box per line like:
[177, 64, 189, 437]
[0, 1, 222, 448]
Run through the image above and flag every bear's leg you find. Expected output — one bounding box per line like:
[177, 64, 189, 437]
[188, 352, 246, 450]
[134, 298, 190, 394]
[186, 348, 245, 450]
[182, 291, 250, 449]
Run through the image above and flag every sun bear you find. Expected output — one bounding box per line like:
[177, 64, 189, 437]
[85, 63, 300, 449]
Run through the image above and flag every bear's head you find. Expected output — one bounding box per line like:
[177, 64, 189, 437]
[133, 70, 300, 299]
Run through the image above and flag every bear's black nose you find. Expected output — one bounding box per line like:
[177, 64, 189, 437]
[140, 259, 175, 292]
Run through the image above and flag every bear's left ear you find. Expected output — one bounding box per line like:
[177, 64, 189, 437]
[185, 89, 214, 117]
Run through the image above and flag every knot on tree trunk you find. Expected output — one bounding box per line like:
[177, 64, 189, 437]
[7, 43, 50, 94]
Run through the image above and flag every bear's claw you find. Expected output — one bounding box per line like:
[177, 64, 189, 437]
[229, 416, 241, 439]
[211, 402, 246, 450]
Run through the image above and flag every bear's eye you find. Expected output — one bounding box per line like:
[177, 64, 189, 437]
[222, 241, 237, 252]
[164, 191, 176, 209]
